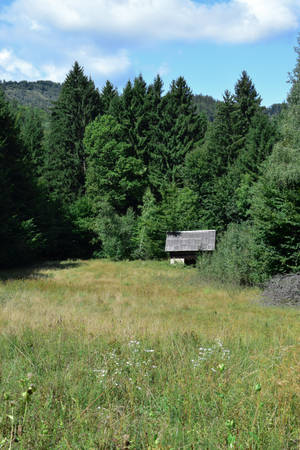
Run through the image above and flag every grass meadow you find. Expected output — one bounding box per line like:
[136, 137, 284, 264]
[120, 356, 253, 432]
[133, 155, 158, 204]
[0, 260, 299, 449]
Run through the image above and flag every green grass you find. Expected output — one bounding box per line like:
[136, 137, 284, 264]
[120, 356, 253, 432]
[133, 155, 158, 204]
[0, 260, 299, 448]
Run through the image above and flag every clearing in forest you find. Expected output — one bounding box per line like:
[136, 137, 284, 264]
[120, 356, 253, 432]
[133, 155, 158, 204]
[0, 260, 299, 448]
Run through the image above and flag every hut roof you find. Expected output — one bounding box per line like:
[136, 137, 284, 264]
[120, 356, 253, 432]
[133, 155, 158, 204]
[165, 230, 216, 252]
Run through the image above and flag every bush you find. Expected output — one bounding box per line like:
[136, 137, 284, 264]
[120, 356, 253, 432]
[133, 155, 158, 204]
[94, 203, 137, 260]
[197, 222, 265, 286]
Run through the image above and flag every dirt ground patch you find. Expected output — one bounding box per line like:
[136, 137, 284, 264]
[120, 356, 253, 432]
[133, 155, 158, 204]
[260, 273, 300, 308]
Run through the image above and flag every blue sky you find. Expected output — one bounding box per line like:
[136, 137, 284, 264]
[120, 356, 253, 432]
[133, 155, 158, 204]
[0, 0, 300, 106]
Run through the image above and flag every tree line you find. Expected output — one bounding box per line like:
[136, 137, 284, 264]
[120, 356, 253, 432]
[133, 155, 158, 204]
[1, 38, 299, 284]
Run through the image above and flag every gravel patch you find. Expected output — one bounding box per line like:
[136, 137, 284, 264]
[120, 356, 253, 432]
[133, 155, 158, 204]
[260, 273, 300, 308]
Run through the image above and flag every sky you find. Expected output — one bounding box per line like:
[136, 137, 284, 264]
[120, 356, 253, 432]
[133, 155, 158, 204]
[0, 0, 300, 106]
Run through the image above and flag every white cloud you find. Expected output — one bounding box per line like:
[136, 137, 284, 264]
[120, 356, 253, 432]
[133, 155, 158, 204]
[158, 62, 169, 76]
[41, 64, 68, 83]
[0, 45, 131, 83]
[0, 48, 40, 80]
[0, 0, 299, 87]
[4, 0, 300, 43]
[74, 47, 131, 77]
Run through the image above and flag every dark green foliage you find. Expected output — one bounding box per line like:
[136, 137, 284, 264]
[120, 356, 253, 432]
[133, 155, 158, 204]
[250, 132, 300, 275]
[135, 186, 200, 260]
[234, 71, 261, 126]
[205, 90, 236, 175]
[238, 111, 278, 176]
[135, 189, 165, 259]
[151, 76, 207, 190]
[266, 103, 287, 117]
[115, 75, 155, 169]
[197, 222, 263, 285]
[1, 51, 298, 284]
[100, 80, 118, 114]
[17, 107, 44, 176]
[193, 94, 218, 121]
[160, 185, 200, 232]
[248, 36, 300, 277]
[188, 73, 275, 230]
[84, 114, 146, 213]
[44, 62, 101, 203]
[234, 111, 279, 220]
[0, 89, 41, 266]
[94, 203, 137, 260]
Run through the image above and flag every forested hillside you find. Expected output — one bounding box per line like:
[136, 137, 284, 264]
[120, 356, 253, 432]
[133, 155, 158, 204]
[1, 37, 299, 283]
[0, 80, 61, 111]
[0, 79, 284, 120]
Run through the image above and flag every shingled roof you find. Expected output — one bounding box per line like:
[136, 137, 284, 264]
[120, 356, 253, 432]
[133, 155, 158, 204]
[165, 230, 216, 252]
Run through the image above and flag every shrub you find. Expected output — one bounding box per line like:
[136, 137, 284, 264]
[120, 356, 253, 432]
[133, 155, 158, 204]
[197, 222, 265, 286]
[94, 202, 137, 260]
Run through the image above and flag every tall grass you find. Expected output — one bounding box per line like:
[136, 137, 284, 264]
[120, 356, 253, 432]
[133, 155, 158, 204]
[0, 260, 299, 448]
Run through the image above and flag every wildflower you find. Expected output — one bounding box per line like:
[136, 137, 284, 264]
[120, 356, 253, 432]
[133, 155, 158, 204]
[218, 363, 225, 373]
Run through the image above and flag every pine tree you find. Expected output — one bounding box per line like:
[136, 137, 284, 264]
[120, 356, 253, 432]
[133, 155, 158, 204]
[151, 76, 207, 190]
[205, 90, 235, 175]
[44, 62, 101, 203]
[185, 91, 235, 229]
[190, 74, 265, 230]
[0, 90, 42, 266]
[17, 107, 44, 177]
[234, 111, 278, 220]
[250, 35, 300, 275]
[231, 70, 261, 156]
[108, 74, 164, 193]
[84, 114, 146, 213]
[100, 80, 118, 114]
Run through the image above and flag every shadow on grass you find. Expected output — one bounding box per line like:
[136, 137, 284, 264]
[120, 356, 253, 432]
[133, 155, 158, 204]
[0, 260, 82, 281]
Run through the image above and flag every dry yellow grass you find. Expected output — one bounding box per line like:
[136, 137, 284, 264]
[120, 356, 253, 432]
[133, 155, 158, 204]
[0, 259, 299, 448]
[1, 259, 299, 343]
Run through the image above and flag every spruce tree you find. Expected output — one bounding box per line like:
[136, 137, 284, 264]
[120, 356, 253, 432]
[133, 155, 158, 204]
[18, 107, 44, 177]
[151, 76, 207, 190]
[100, 80, 118, 114]
[191, 74, 265, 229]
[250, 36, 300, 275]
[84, 114, 146, 213]
[185, 91, 235, 229]
[231, 70, 261, 156]
[205, 90, 235, 175]
[44, 62, 101, 203]
[0, 90, 42, 266]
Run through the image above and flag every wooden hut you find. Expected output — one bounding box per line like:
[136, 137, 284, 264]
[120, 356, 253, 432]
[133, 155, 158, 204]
[165, 230, 216, 264]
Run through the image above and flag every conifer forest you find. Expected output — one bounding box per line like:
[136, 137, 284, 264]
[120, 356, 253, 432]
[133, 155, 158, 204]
[1, 38, 299, 285]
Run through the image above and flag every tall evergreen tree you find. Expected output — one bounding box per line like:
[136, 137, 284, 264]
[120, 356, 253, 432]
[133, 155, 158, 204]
[151, 76, 207, 190]
[115, 75, 151, 165]
[0, 90, 42, 266]
[184, 91, 235, 229]
[44, 62, 101, 203]
[189, 73, 266, 229]
[205, 90, 235, 175]
[100, 80, 118, 114]
[108, 74, 164, 192]
[250, 36, 300, 275]
[231, 70, 261, 156]
[84, 114, 146, 213]
[17, 107, 44, 177]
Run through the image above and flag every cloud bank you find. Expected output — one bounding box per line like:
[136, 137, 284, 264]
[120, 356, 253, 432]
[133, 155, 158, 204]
[0, 0, 299, 82]
[5, 0, 300, 43]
